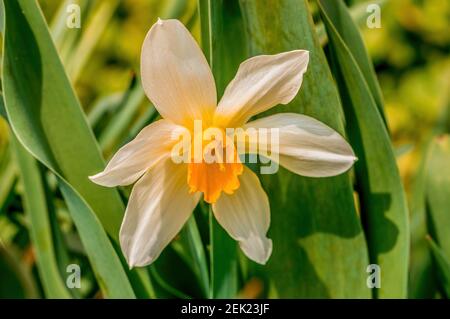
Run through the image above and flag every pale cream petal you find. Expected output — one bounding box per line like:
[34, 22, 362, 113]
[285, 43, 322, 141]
[89, 119, 188, 187]
[244, 113, 356, 177]
[212, 166, 272, 265]
[215, 50, 309, 127]
[120, 159, 200, 267]
[141, 19, 217, 127]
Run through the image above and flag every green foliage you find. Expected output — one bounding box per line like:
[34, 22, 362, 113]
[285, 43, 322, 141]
[239, 0, 370, 298]
[2, 0, 139, 298]
[0, 0, 448, 299]
[12, 135, 71, 298]
[318, 0, 409, 298]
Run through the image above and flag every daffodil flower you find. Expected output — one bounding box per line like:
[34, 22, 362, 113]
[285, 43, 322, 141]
[90, 19, 356, 267]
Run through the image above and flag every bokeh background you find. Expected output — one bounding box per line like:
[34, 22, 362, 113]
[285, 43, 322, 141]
[0, 0, 449, 298]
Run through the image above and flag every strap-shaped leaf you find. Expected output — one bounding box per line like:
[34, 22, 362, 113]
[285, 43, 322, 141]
[425, 135, 450, 257]
[427, 236, 450, 298]
[318, 0, 409, 298]
[318, 0, 387, 126]
[2, 0, 136, 298]
[239, 0, 370, 298]
[12, 135, 71, 298]
[2, 0, 123, 239]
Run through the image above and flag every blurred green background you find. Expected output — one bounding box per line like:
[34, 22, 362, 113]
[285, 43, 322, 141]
[0, 0, 449, 298]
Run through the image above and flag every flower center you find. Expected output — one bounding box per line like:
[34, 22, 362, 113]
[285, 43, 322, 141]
[187, 126, 243, 204]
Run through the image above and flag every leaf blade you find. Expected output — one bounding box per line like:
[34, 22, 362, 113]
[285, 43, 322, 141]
[239, 0, 371, 298]
[318, 0, 409, 298]
[11, 134, 71, 299]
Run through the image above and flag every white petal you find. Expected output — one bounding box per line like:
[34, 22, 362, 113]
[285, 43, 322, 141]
[215, 50, 309, 127]
[141, 19, 217, 126]
[212, 166, 272, 265]
[244, 113, 356, 177]
[89, 119, 188, 187]
[120, 159, 200, 267]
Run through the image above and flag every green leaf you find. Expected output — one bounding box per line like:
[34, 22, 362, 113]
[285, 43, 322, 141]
[239, 0, 370, 298]
[408, 105, 448, 298]
[318, 0, 387, 126]
[2, 0, 123, 239]
[57, 179, 135, 298]
[318, 0, 409, 298]
[427, 236, 450, 298]
[11, 134, 71, 298]
[408, 146, 437, 298]
[177, 213, 210, 297]
[198, 0, 243, 298]
[1, 0, 141, 298]
[425, 135, 450, 257]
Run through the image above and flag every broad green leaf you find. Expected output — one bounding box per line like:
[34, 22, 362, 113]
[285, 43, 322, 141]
[315, 0, 387, 47]
[198, 0, 244, 298]
[57, 179, 135, 298]
[318, 0, 387, 126]
[408, 105, 448, 298]
[2, 0, 123, 239]
[318, 0, 409, 298]
[11, 134, 71, 299]
[427, 236, 450, 298]
[1, 0, 143, 298]
[425, 135, 450, 256]
[239, 0, 370, 298]
[408, 148, 437, 298]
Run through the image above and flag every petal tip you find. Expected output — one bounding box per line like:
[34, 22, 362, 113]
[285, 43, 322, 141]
[88, 173, 101, 184]
[156, 17, 164, 25]
[126, 253, 155, 269]
[240, 236, 273, 265]
[88, 172, 108, 187]
[88, 172, 121, 188]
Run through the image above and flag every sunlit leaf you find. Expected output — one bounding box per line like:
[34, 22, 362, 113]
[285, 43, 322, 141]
[425, 135, 450, 257]
[318, 0, 387, 126]
[427, 236, 450, 298]
[239, 0, 370, 298]
[1, 0, 141, 298]
[319, 0, 409, 298]
[11, 134, 71, 298]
